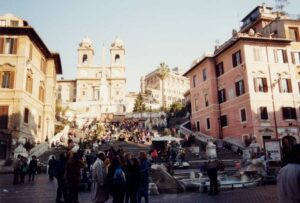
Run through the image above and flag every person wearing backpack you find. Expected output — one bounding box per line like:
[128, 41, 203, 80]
[108, 156, 126, 203]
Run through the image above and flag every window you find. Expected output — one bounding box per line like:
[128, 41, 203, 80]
[41, 58, 46, 74]
[192, 75, 197, 87]
[282, 107, 296, 120]
[82, 91, 85, 96]
[204, 93, 209, 107]
[254, 77, 268, 92]
[29, 44, 33, 61]
[216, 62, 224, 77]
[38, 116, 41, 129]
[206, 118, 211, 130]
[58, 93, 62, 100]
[202, 69, 207, 81]
[274, 49, 288, 63]
[194, 97, 199, 112]
[253, 47, 262, 61]
[240, 108, 247, 122]
[196, 121, 200, 132]
[291, 52, 300, 64]
[260, 107, 268, 120]
[218, 88, 226, 103]
[26, 70, 33, 94]
[0, 38, 18, 54]
[235, 79, 245, 96]
[39, 82, 45, 102]
[115, 54, 120, 64]
[10, 20, 18, 27]
[0, 106, 9, 129]
[288, 27, 299, 42]
[1, 71, 14, 89]
[220, 115, 228, 127]
[280, 79, 292, 93]
[232, 50, 242, 67]
[0, 20, 6, 26]
[24, 108, 29, 123]
[82, 54, 88, 63]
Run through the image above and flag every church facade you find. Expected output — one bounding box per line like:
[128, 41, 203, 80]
[57, 38, 128, 120]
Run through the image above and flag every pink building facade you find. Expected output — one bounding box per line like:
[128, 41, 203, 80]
[184, 4, 300, 151]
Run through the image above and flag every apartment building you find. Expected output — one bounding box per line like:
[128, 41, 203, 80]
[141, 67, 190, 109]
[0, 13, 62, 159]
[184, 4, 300, 151]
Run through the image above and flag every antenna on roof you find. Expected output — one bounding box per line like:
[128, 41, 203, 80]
[275, 0, 290, 15]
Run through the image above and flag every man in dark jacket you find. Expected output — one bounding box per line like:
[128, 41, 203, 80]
[206, 159, 220, 195]
[48, 156, 56, 181]
[55, 153, 67, 203]
[138, 151, 151, 203]
[28, 155, 37, 182]
[65, 150, 84, 203]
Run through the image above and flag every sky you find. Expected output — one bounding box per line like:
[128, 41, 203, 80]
[1, 0, 300, 92]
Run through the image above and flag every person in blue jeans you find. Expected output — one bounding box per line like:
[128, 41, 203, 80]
[138, 151, 151, 203]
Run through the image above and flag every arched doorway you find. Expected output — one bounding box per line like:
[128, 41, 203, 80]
[282, 136, 296, 157]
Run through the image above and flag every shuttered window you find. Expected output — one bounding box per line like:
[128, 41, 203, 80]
[282, 107, 296, 120]
[274, 49, 288, 63]
[218, 88, 226, 103]
[254, 77, 268, 92]
[216, 62, 224, 77]
[260, 107, 269, 120]
[220, 115, 228, 127]
[235, 79, 245, 96]
[280, 79, 292, 93]
[0, 71, 14, 89]
[232, 50, 242, 67]
[0, 38, 18, 54]
[24, 108, 29, 123]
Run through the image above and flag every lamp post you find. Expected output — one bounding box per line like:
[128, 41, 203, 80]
[45, 117, 49, 142]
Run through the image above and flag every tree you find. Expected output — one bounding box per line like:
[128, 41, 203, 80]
[133, 93, 146, 112]
[157, 62, 170, 111]
[169, 101, 183, 113]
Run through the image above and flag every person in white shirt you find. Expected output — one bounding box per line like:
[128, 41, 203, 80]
[277, 144, 300, 203]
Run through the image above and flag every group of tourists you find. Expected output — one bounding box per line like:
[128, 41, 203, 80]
[13, 154, 38, 184]
[47, 138, 151, 203]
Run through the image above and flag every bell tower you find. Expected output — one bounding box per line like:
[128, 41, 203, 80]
[110, 38, 125, 67]
[78, 37, 94, 66]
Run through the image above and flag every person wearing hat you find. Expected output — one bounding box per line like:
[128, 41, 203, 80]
[277, 144, 300, 203]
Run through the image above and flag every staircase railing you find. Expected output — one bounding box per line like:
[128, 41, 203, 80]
[29, 143, 49, 158]
[179, 121, 214, 143]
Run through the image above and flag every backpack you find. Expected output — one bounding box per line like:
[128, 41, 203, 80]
[113, 167, 126, 186]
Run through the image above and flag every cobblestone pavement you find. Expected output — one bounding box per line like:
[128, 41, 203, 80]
[0, 174, 278, 203]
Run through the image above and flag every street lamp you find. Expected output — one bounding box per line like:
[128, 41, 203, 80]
[45, 117, 49, 142]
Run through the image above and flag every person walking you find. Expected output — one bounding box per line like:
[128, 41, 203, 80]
[20, 156, 28, 184]
[206, 159, 220, 195]
[107, 156, 126, 203]
[65, 150, 84, 203]
[138, 151, 151, 203]
[124, 157, 140, 203]
[277, 144, 300, 203]
[28, 155, 37, 182]
[55, 153, 67, 203]
[48, 156, 56, 181]
[91, 151, 109, 203]
[13, 154, 22, 185]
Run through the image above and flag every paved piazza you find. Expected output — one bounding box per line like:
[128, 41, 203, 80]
[0, 174, 278, 203]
